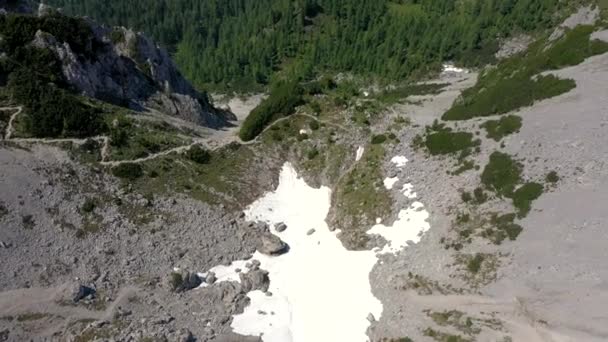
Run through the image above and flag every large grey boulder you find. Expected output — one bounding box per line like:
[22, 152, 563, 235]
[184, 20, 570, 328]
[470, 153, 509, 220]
[239, 269, 270, 293]
[258, 233, 288, 256]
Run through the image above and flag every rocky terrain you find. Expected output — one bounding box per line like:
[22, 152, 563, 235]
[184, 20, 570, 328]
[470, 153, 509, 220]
[1, 2, 608, 342]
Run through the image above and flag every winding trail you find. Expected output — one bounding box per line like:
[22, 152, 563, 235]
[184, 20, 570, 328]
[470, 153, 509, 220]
[1, 105, 349, 167]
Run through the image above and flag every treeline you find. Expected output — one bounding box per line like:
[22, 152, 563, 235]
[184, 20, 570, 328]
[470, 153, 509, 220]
[49, 0, 562, 91]
[0, 13, 105, 137]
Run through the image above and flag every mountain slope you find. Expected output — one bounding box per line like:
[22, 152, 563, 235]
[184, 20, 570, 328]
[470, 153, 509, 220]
[49, 0, 565, 90]
[0, 2, 234, 135]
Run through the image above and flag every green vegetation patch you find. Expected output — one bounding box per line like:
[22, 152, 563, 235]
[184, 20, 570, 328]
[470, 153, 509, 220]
[512, 182, 544, 217]
[481, 115, 522, 141]
[239, 81, 303, 141]
[481, 152, 522, 197]
[333, 144, 392, 248]
[374, 82, 448, 105]
[186, 145, 211, 164]
[111, 163, 144, 180]
[0, 13, 107, 138]
[443, 26, 608, 121]
[425, 131, 478, 155]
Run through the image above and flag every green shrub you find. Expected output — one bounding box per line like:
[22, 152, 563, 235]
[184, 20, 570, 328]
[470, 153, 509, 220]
[424, 131, 477, 155]
[110, 28, 125, 44]
[309, 120, 320, 131]
[461, 191, 472, 203]
[81, 198, 96, 213]
[443, 26, 608, 121]
[481, 152, 522, 196]
[546, 171, 559, 183]
[473, 187, 488, 204]
[371, 134, 387, 144]
[239, 81, 303, 141]
[112, 163, 143, 180]
[307, 148, 319, 160]
[186, 145, 211, 164]
[512, 182, 543, 217]
[481, 115, 522, 141]
[467, 254, 485, 274]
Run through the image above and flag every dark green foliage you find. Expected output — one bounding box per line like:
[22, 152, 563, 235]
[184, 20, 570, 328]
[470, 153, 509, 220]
[443, 26, 608, 120]
[467, 254, 485, 274]
[512, 182, 543, 217]
[461, 191, 472, 203]
[375, 83, 447, 105]
[481, 152, 522, 196]
[0, 13, 105, 138]
[371, 134, 387, 145]
[0, 13, 95, 56]
[186, 145, 211, 164]
[112, 163, 144, 180]
[81, 198, 97, 213]
[546, 170, 560, 183]
[309, 120, 320, 131]
[487, 213, 524, 243]
[425, 131, 478, 155]
[50, 0, 562, 91]
[307, 147, 319, 160]
[473, 187, 488, 204]
[481, 115, 523, 141]
[239, 81, 303, 141]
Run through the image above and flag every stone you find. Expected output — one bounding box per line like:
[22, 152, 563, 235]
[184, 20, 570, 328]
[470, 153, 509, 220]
[275, 222, 288, 232]
[258, 233, 288, 256]
[72, 284, 96, 303]
[205, 272, 217, 285]
[240, 269, 270, 293]
[307, 229, 316, 236]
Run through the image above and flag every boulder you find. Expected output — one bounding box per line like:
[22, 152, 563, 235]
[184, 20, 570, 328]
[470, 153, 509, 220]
[274, 222, 288, 232]
[239, 269, 270, 293]
[72, 284, 96, 303]
[258, 233, 288, 256]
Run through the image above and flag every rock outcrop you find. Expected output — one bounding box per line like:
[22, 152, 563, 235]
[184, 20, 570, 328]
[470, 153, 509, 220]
[19, 5, 235, 128]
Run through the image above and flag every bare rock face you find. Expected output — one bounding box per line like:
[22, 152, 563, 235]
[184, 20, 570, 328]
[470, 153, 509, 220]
[29, 11, 235, 128]
[239, 269, 270, 293]
[258, 232, 288, 256]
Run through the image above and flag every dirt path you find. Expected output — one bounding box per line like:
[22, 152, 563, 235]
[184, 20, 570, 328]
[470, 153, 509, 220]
[0, 284, 138, 338]
[1, 105, 349, 167]
[1, 106, 22, 140]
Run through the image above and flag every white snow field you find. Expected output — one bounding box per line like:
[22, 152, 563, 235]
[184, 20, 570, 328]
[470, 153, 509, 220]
[207, 160, 430, 341]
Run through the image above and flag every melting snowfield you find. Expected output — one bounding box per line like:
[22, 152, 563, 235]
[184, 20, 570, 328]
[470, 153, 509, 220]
[206, 159, 430, 341]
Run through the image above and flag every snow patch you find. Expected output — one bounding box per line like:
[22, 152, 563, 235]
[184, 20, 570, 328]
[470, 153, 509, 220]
[383, 177, 399, 190]
[356, 146, 365, 161]
[402, 183, 417, 199]
[367, 201, 430, 254]
[390, 156, 408, 168]
[198, 259, 251, 287]
[442, 63, 468, 74]
[231, 163, 383, 342]
[204, 159, 430, 341]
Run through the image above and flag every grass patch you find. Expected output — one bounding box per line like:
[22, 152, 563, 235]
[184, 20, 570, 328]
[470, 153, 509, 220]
[546, 170, 560, 183]
[132, 143, 255, 208]
[512, 182, 544, 217]
[112, 163, 144, 180]
[186, 145, 211, 164]
[481, 152, 522, 197]
[16, 313, 50, 322]
[424, 328, 471, 342]
[333, 144, 392, 248]
[426, 131, 478, 155]
[374, 82, 448, 105]
[481, 115, 522, 141]
[443, 26, 608, 120]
